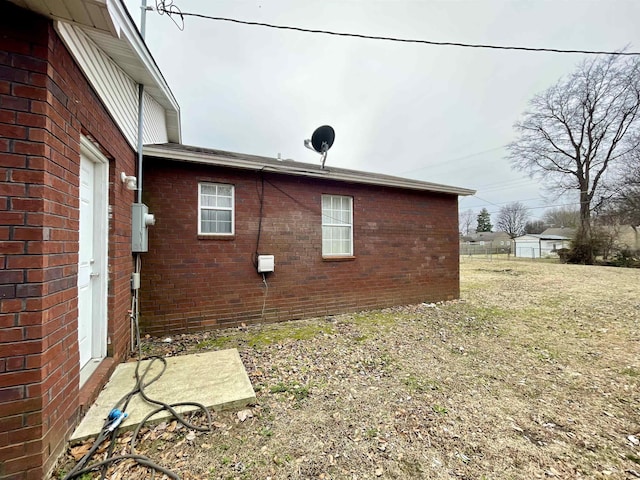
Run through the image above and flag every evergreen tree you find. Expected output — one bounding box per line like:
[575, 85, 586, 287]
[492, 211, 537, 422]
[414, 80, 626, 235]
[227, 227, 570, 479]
[476, 208, 493, 232]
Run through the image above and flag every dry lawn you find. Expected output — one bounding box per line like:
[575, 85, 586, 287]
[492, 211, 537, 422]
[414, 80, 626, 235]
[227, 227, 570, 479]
[56, 258, 640, 479]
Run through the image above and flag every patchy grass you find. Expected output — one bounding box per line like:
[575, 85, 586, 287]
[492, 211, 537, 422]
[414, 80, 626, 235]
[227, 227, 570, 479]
[246, 322, 335, 348]
[55, 258, 640, 480]
[195, 335, 234, 350]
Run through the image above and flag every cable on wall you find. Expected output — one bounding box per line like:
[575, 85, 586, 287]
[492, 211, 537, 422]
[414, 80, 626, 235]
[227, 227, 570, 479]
[261, 273, 269, 319]
[254, 169, 266, 268]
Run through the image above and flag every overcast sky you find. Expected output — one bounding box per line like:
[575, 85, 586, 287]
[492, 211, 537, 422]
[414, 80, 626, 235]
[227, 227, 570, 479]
[124, 0, 640, 222]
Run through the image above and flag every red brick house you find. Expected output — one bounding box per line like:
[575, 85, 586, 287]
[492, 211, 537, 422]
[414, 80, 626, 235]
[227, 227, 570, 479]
[1, 0, 473, 477]
[0, 0, 179, 477]
[139, 144, 474, 336]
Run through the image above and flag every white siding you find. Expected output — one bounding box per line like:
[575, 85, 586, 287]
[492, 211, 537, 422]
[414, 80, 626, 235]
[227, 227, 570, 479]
[540, 239, 571, 257]
[514, 236, 540, 258]
[55, 23, 169, 148]
[142, 92, 168, 144]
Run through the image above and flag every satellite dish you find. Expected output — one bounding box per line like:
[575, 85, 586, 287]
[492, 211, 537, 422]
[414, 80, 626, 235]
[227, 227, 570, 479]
[311, 125, 335, 153]
[304, 125, 335, 168]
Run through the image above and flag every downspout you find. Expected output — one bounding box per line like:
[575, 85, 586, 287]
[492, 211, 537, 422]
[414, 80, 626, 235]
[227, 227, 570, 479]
[132, 0, 147, 351]
[136, 86, 144, 204]
[137, 0, 147, 204]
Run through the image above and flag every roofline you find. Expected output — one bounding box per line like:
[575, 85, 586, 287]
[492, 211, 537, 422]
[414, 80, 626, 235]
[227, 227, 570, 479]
[12, 0, 181, 143]
[143, 144, 476, 196]
[514, 234, 571, 240]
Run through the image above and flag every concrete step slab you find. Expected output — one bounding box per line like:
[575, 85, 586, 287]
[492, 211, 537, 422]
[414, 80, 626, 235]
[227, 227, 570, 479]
[71, 349, 255, 442]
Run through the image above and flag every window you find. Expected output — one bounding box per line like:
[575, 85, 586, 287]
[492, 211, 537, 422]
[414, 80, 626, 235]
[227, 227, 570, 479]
[198, 183, 234, 235]
[322, 195, 353, 256]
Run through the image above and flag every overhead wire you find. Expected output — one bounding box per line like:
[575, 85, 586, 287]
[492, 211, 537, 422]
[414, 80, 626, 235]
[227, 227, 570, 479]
[155, 5, 640, 56]
[401, 145, 508, 176]
[465, 200, 583, 218]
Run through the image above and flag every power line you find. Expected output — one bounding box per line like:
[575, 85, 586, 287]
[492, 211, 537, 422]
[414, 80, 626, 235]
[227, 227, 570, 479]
[479, 179, 539, 193]
[464, 202, 581, 218]
[463, 196, 542, 210]
[401, 145, 507, 175]
[158, 7, 640, 56]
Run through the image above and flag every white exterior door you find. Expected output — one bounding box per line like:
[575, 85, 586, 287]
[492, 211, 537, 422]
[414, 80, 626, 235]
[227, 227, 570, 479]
[78, 154, 95, 367]
[78, 137, 108, 384]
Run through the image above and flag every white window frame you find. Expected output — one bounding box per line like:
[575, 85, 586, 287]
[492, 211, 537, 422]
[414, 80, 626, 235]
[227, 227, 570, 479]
[321, 194, 353, 257]
[198, 182, 235, 235]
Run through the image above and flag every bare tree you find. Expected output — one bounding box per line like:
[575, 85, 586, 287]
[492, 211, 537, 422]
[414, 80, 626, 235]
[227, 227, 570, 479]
[459, 209, 475, 235]
[525, 220, 546, 234]
[496, 202, 529, 238]
[542, 206, 580, 228]
[507, 54, 640, 263]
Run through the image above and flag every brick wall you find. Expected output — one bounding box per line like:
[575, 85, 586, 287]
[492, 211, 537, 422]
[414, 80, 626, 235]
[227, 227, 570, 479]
[0, 3, 135, 478]
[140, 159, 460, 335]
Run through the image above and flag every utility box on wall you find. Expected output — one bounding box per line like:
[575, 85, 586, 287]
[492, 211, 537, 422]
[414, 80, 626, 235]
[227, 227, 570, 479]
[132, 203, 155, 253]
[257, 255, 275, 273]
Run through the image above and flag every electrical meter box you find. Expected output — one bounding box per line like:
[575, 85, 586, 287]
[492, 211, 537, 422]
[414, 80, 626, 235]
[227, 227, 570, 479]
[132, 203, 155, 253]
[257, 255, 275, 273]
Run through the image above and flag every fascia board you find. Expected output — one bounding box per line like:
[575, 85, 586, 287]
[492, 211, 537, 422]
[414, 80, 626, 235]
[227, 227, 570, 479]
[143, 145, 476, 196]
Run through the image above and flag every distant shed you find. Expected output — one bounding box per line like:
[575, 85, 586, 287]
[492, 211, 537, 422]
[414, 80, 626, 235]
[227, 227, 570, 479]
[514, 232, 572, 258]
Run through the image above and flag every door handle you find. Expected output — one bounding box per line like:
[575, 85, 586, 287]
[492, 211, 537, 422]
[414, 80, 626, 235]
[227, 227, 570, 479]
[90, 272, 100, 278]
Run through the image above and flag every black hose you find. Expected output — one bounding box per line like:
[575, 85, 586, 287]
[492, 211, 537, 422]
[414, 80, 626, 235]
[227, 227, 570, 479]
[63, 339, 212, 479]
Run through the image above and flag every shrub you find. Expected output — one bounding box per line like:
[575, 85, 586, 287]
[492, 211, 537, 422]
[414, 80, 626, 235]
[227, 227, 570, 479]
[566, 239, 596, 264]
[611, 249, 640, 268]
[556, 248, 570, 263]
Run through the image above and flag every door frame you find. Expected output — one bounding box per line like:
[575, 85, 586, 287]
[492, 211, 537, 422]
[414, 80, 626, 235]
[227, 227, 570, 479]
[79, 136, 109, 386]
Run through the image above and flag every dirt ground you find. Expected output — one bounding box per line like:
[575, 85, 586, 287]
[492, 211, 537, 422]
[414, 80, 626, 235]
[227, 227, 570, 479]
[55, 258, 640, 479]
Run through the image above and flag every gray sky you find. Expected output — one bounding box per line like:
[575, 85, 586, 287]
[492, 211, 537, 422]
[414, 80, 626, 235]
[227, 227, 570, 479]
[125, 0, 640, 222]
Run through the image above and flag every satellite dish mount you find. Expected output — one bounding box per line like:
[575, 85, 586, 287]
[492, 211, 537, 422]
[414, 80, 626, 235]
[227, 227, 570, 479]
[304, 125, 335, 168]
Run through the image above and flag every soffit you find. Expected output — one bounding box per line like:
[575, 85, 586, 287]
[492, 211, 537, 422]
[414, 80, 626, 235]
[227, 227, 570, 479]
[144, 143, 476, 197]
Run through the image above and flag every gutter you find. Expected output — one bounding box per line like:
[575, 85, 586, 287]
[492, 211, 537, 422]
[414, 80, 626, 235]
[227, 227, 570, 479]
[143, 144, 476, 197]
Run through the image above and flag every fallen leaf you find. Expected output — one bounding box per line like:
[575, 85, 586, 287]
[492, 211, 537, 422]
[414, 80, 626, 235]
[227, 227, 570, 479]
[237, 409, 254, 422]
[70, 444, 91, 461]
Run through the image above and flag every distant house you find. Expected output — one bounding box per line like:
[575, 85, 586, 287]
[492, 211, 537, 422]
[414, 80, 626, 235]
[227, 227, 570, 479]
[602, 225, 639, 251]
[139, 144, 475, 336]
[514, 228, 574, 258]
[616, 225, 639, 250]
[541, 227, 576, 238]
[460, 231, 512, 255]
